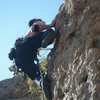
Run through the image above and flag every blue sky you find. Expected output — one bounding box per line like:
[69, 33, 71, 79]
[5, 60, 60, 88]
[0, 0, 63, 80]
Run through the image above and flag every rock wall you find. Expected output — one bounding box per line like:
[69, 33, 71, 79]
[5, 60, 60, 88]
[0, 75, 41, 100]
[47, 0, 100, 100]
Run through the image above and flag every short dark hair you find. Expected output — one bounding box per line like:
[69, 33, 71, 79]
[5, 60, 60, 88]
[28, 18, 42, 27]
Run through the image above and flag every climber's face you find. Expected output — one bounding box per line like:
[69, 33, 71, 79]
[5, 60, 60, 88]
[34, 20, 46, 31]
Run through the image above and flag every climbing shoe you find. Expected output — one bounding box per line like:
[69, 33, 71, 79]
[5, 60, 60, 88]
[41, 29, 56, 48]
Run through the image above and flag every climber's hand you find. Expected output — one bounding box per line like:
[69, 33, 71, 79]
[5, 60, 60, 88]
[50, 19, 57, 27]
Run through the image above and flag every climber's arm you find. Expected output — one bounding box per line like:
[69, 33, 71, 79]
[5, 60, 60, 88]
[44, 19, 57, 29]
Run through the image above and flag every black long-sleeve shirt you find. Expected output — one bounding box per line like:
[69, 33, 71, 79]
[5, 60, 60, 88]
[15, 32, 43, 68]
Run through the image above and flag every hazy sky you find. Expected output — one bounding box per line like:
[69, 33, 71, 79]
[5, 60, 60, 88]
[0, 0, 63, 80]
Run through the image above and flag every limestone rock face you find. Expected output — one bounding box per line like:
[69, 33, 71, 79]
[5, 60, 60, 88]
[0, 75, 40, 100]
[47, 0, 100, 100]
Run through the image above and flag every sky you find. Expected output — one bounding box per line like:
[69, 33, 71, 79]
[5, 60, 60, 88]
[0, 0, 63, 81]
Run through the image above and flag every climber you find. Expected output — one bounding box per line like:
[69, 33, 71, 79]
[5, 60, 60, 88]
[9, 18, 56, 79]
[8, 18, 57, 100]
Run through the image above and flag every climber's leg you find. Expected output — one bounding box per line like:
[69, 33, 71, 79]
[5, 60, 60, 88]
[21, 63, 41, 81]
[41, 29, 56, 48]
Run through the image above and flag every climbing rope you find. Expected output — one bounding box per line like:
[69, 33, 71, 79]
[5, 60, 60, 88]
[36, 60, 45, 100]
[40, 72, 45, 100]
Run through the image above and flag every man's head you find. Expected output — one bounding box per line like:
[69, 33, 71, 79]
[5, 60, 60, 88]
[28, 18, 42, 27]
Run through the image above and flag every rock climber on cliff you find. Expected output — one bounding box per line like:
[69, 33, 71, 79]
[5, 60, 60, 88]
[8, 18, 58, 100]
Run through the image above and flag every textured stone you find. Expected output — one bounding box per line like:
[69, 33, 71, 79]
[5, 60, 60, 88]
[47, 0, 100, 100]
[0, 75, 41, 100]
